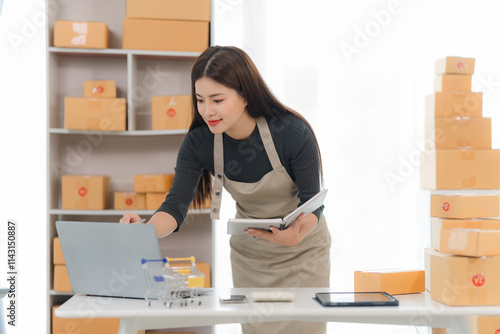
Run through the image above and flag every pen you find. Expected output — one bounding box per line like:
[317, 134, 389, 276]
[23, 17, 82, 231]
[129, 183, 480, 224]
[136, 218, 146, 224]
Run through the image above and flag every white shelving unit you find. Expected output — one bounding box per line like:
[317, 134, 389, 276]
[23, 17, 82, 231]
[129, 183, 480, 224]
[45, 1, 214, 333]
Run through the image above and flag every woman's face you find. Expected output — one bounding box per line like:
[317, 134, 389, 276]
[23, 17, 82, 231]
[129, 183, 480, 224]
[195, 77, 253, 139]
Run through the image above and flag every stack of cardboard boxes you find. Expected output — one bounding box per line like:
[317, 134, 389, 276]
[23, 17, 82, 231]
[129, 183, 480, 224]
[64, 80, 127, 132]
[421, 57, 500, 334]
[122, 0, 210, 52]
[115, 174, 175, 210]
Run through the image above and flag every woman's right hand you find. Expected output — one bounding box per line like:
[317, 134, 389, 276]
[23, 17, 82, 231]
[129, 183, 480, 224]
[119, 212, 143, 224]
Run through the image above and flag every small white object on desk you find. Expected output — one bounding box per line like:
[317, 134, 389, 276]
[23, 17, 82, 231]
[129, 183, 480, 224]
[251, 290, 295, 302]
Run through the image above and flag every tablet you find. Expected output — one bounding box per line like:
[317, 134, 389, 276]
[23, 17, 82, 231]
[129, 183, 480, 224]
[227, 189, 328, 235]
[314, 292, 399, 307]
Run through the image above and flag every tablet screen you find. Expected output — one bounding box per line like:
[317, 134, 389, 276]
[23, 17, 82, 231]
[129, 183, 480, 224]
[315, 292, 399, 307]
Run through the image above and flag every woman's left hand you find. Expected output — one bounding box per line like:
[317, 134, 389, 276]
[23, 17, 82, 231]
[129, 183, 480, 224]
[245, 213, 318, 246]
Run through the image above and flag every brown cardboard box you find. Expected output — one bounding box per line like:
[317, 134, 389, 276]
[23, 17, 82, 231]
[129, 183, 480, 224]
[122, 18, 209, 52]
[83, 80, 117, 98]
[434, 74, 472, 92]
[431, 218, 500, 257]
[146, 192, 168, 210]
[469, 315, 500, 334]
[53, 237, 65, 265]
[134, 174, 174, 193]
[431, 329, 448, 334]
[52, 305, 120, 334]
[61, 175, 110, 210]
[53, 265, 72, 292]
[425, 92, 483, 118]
[354, 269, 425, 295]
[152, 95, 192, 130]
[426, 248, 500, 306]
[126, 0, 210, 22]
[425, 117, 491, 149]
[171, 261, 211, 288]
[114, 192, 146, 210]
[54, 20, 109, 49]
[64, 97, 126, 131]
[430, 193, 499, 218]
[435, 56, 475, 75]
[420, 149, 500, 190]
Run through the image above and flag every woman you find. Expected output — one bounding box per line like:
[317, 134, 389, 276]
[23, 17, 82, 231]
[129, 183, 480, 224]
[121, 46, 331, 334]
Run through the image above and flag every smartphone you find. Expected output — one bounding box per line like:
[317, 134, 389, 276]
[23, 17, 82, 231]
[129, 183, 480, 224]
[219, 295, 247, 303]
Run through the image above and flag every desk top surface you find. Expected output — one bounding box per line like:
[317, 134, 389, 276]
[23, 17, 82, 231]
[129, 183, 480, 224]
[55, 287, 500, 320]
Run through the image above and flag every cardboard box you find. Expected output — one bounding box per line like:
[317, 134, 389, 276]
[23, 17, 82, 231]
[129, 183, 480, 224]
[431, 218, 500, 257]
[354, 269, 425, 295]
[64, 97, 126, 131]
[435, 56, 475, 75]
[53, 265, 72, 292]
[434, 74, 472, 92]
[83, 80, 117, 98]
[146, 192, 168, 210]
[430, 193, 499, 218]
[126, 0, 210, 22]
[53, 237, 65, 265]
[152, 95, 192, 130]
[171, 261, 211, 288]
[114, 192, 146, 210]
[426, 248, 500, 306]
[52, 305, 120, 334]
[425, 117, 491, 149]
[54, 20, 109, 49]
[420, 149, 500, 190]
[431, 329, 448, 334]
[425, 92, 483, 118]
[62, 175, 110, 210]
[122, 18, 209, 52]
[469, 315, 500, 334]
[134, 174, 174, 193]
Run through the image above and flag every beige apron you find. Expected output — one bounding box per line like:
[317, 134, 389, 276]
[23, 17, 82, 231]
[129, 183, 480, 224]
[211, 117, 331, 334]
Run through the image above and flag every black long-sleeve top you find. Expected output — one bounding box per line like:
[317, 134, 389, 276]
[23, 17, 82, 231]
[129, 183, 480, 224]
[157, 112, 323, 231]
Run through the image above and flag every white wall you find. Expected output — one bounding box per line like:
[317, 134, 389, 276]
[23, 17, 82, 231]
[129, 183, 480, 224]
[0, 0, 47, 333]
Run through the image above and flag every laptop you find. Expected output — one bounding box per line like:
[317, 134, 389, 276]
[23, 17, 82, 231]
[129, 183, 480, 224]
[55, 221, 161, 299]
[227, 188, 328, 235]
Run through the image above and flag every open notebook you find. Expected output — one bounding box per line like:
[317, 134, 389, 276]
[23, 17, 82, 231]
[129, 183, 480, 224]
[227, 188, 328, 235]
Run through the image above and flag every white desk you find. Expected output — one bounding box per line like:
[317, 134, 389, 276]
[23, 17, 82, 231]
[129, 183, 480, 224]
[55, 288, 500, 334]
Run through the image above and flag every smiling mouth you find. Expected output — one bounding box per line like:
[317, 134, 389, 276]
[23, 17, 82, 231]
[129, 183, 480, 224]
[207, 119, 221, 126]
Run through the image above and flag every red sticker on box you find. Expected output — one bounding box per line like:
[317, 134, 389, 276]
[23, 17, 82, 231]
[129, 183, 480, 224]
[126, 198, 133, 206]
[457, 61, 465, 70]
[472, 274, 485, 287]
[442, 202, 450, 211]
[78, 187, 88, 197]
[93, 86, 104, 94]
[495, 329, 500, 334]
[166, 108, 176, 118]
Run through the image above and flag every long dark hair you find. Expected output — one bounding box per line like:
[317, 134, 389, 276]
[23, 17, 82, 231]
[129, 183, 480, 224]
[189, 46, 323, 208]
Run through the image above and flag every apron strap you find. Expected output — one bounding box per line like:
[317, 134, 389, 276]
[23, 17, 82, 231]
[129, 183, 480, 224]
[211, 133, 224, 219]
[256, 117, 282, 170]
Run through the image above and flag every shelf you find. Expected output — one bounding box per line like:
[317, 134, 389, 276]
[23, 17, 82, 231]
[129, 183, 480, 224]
[49, 128, 188, 136]
[48, 47, 202, 59]
[49, 209, 211, 216]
